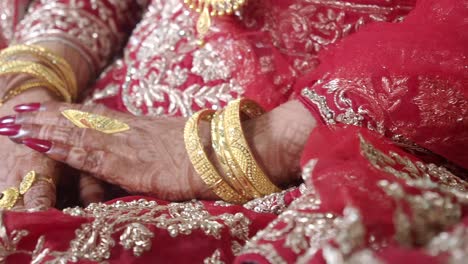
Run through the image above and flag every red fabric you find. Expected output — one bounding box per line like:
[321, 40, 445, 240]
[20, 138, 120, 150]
[0, 0, 467, 263]
[296, 0, 468, 169]
[89, 0, 414, 115]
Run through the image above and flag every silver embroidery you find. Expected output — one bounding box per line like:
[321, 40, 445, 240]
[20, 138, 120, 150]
[15, 0, 140, 72]
[204, 249, 225, 264]
[359, 134, 468, 201]
[243, 185, 300, 215]
[379, 180, 462, 246]
[120, 0, 247, 117]
[0, 0, 16, 43]
[0, 199, 251, 262]
[426, 225, 468, 263]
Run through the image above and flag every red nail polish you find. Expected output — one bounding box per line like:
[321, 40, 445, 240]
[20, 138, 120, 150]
[14, 103, 41, 113]
[0, 115, 15, 124]
[22, 138, 52, 153]
[0, 124, 21, 136]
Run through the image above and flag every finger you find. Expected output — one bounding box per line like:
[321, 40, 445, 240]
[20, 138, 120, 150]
[23, 139, 126, 187]
[22, 176, 56, 209]
[13, 102, 135, 127]
[10, 123, 115, 149]
[19, 153, 59, 209]
[79, 172, 105, 206]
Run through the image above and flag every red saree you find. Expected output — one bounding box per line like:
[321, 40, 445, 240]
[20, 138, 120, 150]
[0, 0, 467, 263]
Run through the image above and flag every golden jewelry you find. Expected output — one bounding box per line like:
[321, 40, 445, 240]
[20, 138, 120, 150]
[222, 98, 281, 196]
[0, 187, 20, 210]
[211, 110, 261, 199]
[0, 61, 72, 102]
[0, 81, 60, 106]
[184, 109, 246, 204]
[184, 0, 248, 39]
[19, 171, 54, 195]
[61, 109, 130, 134]
[0, 45, 77, 99]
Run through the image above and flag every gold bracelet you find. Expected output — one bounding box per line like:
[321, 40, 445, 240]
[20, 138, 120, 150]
[211, 110, 262, 199]
[0, 81, 60, 106]
[0, 61, 72, 102]
[184, 109, 247, 204]
[222, 98, 281, 196]
[0, 45, 77, 100]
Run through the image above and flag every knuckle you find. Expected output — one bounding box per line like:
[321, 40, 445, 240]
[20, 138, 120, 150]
[83, 150, 106, 174]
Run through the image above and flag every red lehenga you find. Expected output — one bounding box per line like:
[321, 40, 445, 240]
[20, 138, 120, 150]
[0, 0, 467, 263]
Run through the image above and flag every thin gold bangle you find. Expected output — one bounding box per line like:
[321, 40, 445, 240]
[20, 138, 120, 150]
[222, 98, 281, 196]
[184, 109, 247, 204]
[0, 81, 61, 106]
[212, 110, 262, 199]
[0, 45, 77, 100]
[0, 61, 72, 102]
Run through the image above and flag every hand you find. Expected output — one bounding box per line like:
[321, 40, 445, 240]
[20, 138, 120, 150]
[1, 100, 315, 202]
[0, 84, 61, 210]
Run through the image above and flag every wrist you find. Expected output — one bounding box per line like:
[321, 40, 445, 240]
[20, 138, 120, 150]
[0, 76, 60, 113]
[244, 100, 316, 188]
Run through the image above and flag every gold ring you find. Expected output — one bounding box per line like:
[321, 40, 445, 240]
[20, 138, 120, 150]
[19, 171, 54, 195]
[61, 109, 130, 134]
[0, 187, 20, 209]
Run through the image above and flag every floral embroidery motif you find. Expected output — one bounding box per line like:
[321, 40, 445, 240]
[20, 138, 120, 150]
[118, 0, 248, 117]
[359, 134, 468, 201]
[90, 0, 413, 116]
[242, 185, 300, 215]
[413, 76, 467, 128]
[0, 200, 252, 262]
[358, 134, 466, 245]
[301, 76, 411, 133]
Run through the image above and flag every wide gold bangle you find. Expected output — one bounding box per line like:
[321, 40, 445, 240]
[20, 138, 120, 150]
[222, 98, 281, 196]
[211, 110, 262, 200]
[0, 45, 77, 100]
[184, 109, 247, 204]
[0, 61, 72, 102]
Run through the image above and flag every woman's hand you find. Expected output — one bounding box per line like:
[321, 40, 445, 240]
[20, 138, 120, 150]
[0, 100, 315, 202]
[0, 83, 61, 210]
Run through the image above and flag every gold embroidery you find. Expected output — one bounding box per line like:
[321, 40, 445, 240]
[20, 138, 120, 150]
[0, 200, 252, 262]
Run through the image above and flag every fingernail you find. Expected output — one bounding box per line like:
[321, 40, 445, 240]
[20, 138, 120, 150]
[22, 138, 52, 153]
[0, 115, 15, 124]
[14, 103, 41, 113]
[0, 124, 21, 136]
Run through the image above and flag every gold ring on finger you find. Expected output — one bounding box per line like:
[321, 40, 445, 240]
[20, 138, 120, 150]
[61, 109, 130, 134]
[0, 187, 20, 209]
[19, 171, 54, 195]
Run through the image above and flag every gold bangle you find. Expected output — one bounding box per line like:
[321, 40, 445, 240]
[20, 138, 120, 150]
[211, 110, 262, 199]
[222, 98, 281, 196]
[184, 109, 247, 204]
[0, 45, 77, 100]
[0, 81, 61, 106]
[0, 61, 72, 102]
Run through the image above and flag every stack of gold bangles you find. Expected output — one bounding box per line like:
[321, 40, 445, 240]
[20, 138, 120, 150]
[0, 171, 54, 209]
[0, 44, 77, 105]
[184, 98, 281, 204]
